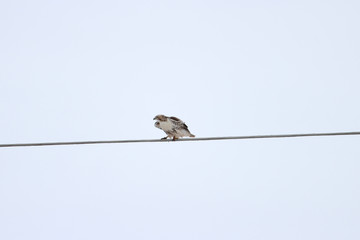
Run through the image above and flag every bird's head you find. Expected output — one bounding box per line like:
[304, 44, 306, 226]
[154, 121, 161, 129]
[153, 114, 167, 121]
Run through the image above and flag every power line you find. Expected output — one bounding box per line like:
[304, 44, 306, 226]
[0, 131, 360, 148]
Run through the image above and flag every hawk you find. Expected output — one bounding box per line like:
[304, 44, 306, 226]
[153, 114, 195, 141]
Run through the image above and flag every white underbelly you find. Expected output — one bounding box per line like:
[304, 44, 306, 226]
[178, 129, 191, 137]
[158, 120, 173, 132]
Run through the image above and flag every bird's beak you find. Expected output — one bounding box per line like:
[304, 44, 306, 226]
[153, 117, 157, 120]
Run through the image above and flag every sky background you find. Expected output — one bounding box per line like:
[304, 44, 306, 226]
[1, 0, 360, 239]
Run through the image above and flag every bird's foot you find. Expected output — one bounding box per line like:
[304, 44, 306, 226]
[172, 137, 178, 141]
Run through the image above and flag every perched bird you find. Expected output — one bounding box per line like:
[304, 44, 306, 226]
[153, 114, 195, 141]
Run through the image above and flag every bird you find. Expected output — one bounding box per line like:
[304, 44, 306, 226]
[153, 114, 195, 141]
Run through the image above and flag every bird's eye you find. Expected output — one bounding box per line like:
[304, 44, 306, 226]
[155, 122, 159, 125]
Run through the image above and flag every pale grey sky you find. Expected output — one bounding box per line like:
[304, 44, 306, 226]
[1, 1, 360, 239]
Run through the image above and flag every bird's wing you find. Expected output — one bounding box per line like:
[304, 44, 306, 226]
[169, 117, 190, 132]
[169, 116, 182, 122]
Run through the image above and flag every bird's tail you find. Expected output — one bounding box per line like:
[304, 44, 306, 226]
[190, 134, 195, 137]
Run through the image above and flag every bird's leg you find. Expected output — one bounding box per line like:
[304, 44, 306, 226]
[161, 136, 168, 140]
[172, 136, 178, 141]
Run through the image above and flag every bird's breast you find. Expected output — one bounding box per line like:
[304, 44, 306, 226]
[158, 120, 173, 131]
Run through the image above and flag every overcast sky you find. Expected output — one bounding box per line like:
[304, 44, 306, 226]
[1, 0, 360, 239]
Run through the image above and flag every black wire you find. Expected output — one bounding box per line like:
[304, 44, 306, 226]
[1, 131, 360, 148]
